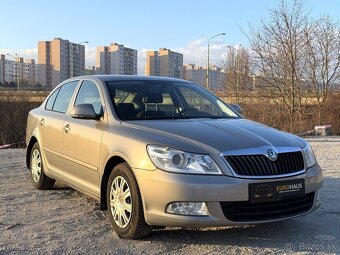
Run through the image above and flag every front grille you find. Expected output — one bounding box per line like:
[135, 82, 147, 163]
[224, 151, 304, 176]
[220, 192, 315, 222]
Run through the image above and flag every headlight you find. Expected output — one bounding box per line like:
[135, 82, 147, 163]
[166, 202, 209, 216]
[303, 144, 317, 168]
[147, 145, 222, 175]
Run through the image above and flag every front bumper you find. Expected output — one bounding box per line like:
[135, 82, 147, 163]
[133, 164, 323, 226]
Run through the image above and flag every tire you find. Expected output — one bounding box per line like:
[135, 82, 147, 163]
[106, 163, 152, 239]
[30, 142, 55, 190]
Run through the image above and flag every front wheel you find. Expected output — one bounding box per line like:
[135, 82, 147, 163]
[30, 142, 55, 190]
[106, 163, 152, 239]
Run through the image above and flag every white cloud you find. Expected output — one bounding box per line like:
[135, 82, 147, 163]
[174, 37, 230, 67]
[0, 48, 37, 61]
[137, 48, 150, 75]
[84, 46, 96, 67]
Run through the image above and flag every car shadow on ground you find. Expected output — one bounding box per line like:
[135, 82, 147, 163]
[52, 185, 74, 191]
[145, 219, 338, 253]
[150, 220, 302, 243]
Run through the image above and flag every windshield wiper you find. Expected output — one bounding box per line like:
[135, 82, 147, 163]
[204, 116, 237, 119]
[122, 115, 239, 121]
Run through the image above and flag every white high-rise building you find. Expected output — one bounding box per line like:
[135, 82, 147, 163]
[96, 43, 137, 75]
[0, 54, 38, 89]
[183, 64, 225, 91]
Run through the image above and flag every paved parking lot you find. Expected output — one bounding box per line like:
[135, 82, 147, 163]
[0, 138, 339, 254]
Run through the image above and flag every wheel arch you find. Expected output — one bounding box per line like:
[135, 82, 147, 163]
[26, 136, 38, 169]
[100, 155, 128, 210]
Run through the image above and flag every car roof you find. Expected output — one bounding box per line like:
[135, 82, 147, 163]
[75, 75, 192, 83]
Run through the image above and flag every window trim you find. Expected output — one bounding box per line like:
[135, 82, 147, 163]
[73, 79, 104, 116]
[44, 87, 61, 111]
[44, 80, 80, 114]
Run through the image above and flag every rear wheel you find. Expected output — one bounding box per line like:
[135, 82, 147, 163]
[107, 163, 152, 239]
[30, 142, 55, 190]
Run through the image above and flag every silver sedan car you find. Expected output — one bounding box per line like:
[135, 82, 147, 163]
[26, 75, 323, 239]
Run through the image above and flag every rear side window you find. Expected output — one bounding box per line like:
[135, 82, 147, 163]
[52, 81, 78, 113]
[45, 88, 60, 110]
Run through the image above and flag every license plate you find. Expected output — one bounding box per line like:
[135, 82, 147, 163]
[249, 179, 305, 203]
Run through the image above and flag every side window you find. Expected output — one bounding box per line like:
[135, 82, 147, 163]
[157, 92, 176, 115]
[179, 87, 221, 115]
[74, 80, 103, 115]
[45, 88, 60, 110]
[52, 81, 78, 113]
[114, 90, 130, 103]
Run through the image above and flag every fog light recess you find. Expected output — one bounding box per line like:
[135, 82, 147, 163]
[316, 191, 321, 207]
[166, 202, 209, 216]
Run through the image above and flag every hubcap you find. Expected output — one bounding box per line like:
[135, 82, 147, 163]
[31, 149, 42, 182]
[110, 176, 132, 228]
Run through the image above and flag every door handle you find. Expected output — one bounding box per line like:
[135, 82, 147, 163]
[63, 124, 71, 133]
[40, 118, 45, 126]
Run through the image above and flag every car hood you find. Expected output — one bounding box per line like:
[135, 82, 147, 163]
[122, 118, 306, 153]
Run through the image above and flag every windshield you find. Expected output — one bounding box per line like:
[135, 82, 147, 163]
[105, 80, 239, 120]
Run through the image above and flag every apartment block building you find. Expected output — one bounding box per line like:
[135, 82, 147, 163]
[145, 48, 183, 78]
[0, 55, 4, 85]
[38, 38, 85, 88]
[0, 54, 38, 89]
[183, 64, 225, 91]
[96, 43, 137, 75]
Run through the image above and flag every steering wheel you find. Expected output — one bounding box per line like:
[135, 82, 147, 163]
[174, 107, 199, 117]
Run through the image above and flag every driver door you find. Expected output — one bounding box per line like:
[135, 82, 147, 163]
[60, 80, 105, 196]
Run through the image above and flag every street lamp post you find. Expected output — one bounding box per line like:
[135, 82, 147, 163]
[206, 33, 225, 90]
[6, 53, 20, 91]
[77, 41, 88, 76]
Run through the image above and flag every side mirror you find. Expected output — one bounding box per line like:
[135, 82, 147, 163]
[71, 104, 101, 120]
[230, 104, 243, 115]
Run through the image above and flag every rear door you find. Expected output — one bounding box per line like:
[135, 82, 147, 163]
[40, 81, 79, 174]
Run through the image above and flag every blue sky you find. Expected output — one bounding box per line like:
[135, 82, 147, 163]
[0, 0, 339, 73]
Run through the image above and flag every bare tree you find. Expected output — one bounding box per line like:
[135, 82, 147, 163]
[304, 15, 340, 124]
[247, 0, 340, 133]
[0, 96, 39, 146]
[222, 45, 251, 102]
[248, 0, 309, 132]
